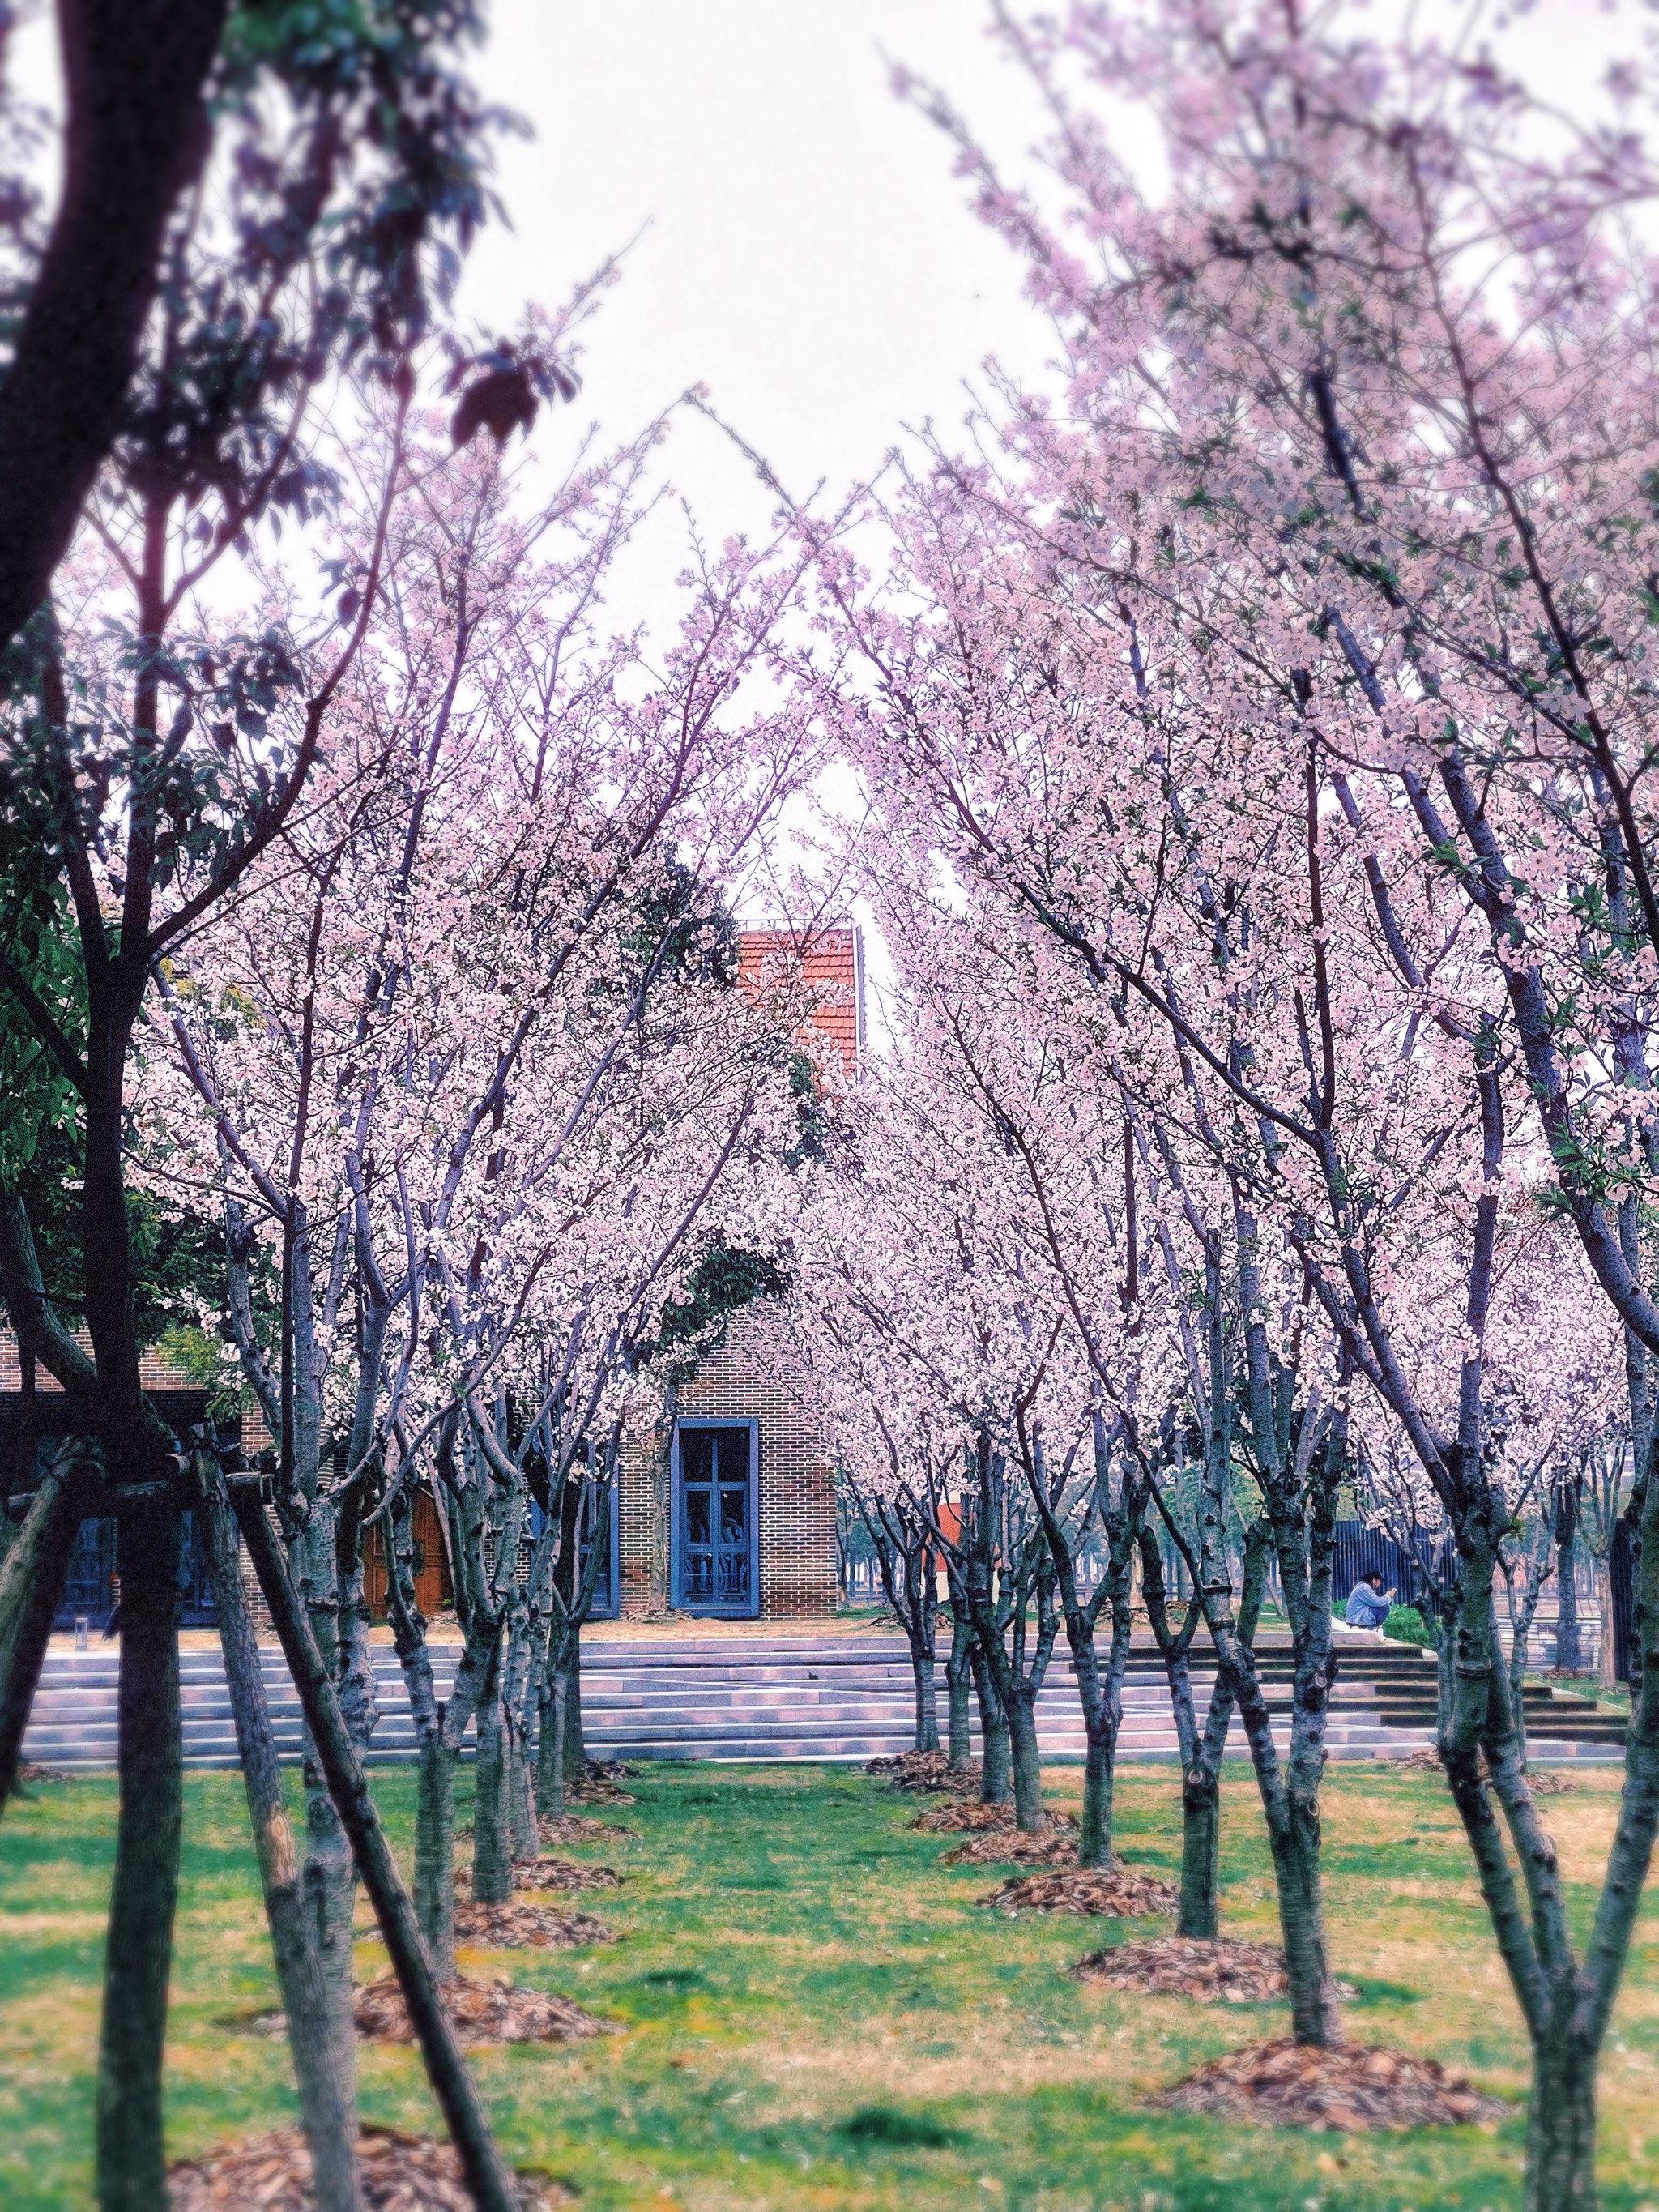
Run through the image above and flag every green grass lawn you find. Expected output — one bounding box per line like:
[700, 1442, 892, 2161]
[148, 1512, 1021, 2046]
[2, 1758, 1657, 2211]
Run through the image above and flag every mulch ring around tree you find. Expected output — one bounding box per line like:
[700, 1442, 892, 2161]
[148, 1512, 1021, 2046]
[979, 1865, 1180, 1916]
[538, 1813, 638, 1848]
[1390, 1747, 1577, 1796]
[1073, 1936, 1295, 2003]
[452, 1898, 612, 1949]
[865, 1750, 981, 1794]
[1149, 2039, 1507, 2131]
[167, 2123, 573, 2210]
[565, 1759, 638, 1805]
[455, 1855, 622, 1899]
[942, 1824, 1085, 1867]
[355, 1975, 615, 2046]
[909, 1800, 1077, 1834]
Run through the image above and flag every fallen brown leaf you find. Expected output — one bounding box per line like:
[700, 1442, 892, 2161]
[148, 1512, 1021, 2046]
[453, 1899, 612, 1949]
[865, 1750, 981, 1794]
[1150, 2038, 1507, 2130]
[979, 1866, 1179, 1916]
[1073, 1936, 1292, 2003]
[168, 2124, 572, 2209]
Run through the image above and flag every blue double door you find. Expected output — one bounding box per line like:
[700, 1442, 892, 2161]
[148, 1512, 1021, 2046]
[673, 1421, 757, 1616]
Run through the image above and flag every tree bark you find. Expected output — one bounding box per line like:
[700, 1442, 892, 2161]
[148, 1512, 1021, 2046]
[198, 1464, 360, 2212]
[0, 0, 230, 653]
[1524, 2026, 1598, 2212]
[232, 1486, 520, 2212]
[538, 1649, 570, 1822]
[95, 1495, 182, 2212]
[413, 1736, 457, 1980]
[0, 1440, 89, 1806]
[1005, 1685, 1044, 1831]
[471, 1641, 514, 1906]
[970, 1638, 1010, 1804]
[911, 1642, 940, 1753]
[945, 1612, 974, 1770]
[292, 1499, 357, 2137]
[562, 1636, 586, 1772]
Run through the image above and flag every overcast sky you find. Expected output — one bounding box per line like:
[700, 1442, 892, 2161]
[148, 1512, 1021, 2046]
[454, 4, 1051, 544]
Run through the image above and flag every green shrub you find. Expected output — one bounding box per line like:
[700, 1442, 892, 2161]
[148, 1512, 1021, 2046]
[1383, 1603, 1432, 1648]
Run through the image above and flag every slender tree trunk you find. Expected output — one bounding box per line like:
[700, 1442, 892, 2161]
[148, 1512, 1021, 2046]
[1068, 1627, 1118, 1867]
[414, 1736, 457, 1978]
[1525, 2025, 1598, 2212]
[1555, 1539, 1581, 1674]
[232, 1488, 521, 2212]
[538, 1649, 569, 1821]
[292, 1504, 357, 2137]
[0, 1439, 88, 1806]
[1005, 1685, 1044, 1831]
[1597, 1556, 1619, 1693]
[911, 1639, 939, 1753]
[562, 1635, 586, 1772]
[945, 1612, 973, 1770]
[970, 1638, 1010, 1805]
[96, 1496, 182, 2212]
[198, 1467, 360, 2212]
[471, 1661, 513, 1906]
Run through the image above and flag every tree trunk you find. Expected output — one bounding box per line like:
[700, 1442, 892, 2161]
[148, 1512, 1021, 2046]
[292, 1507, 357, 2142]
[198, 1468, 360, 2211]
[1079, 1724, 1114, 1868]
[1597, 1557, 1619, 1693]
[232, 1488, 521, 2212]
[471, 1679, 513, 1905]
[1179, 1760, 1222, 1938]
[96, 1497, 182, 2212]
[562, 1636, 586, 1771]
[970, 1639, 1010, 1805]
[945, 1613, 973, 1770]
[1555, 1542, 1581, 1674]
[1524, 2026, 1598, 2212]
[0, 1440, 87, 1807]
[911, 1641, 939, 1753]
[538, 1651, 569, 1821]
[1006, 1686, 1044, 1831]
[1273, 1794, 1342, 2048]
[414, 1737, 457, 1979]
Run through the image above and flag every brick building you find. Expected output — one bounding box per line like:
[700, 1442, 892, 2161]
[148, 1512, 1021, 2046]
[612, 923, 863, 1622]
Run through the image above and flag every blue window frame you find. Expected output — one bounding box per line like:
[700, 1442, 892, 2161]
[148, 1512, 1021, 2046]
[582, 1478, 621, 1620]
[672, 1419, 758, 1617]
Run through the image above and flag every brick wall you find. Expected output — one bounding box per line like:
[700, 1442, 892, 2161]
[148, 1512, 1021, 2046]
[619, 1298, 838, 1620]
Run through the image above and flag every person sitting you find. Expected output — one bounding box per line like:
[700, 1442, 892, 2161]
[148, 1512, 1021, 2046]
[1344, 1569, 1395, 1629]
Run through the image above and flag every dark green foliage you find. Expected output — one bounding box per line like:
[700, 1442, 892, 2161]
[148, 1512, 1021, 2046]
[838, 2107, 964, 2149]
[1384, 1603, 1434, 1648]
[645, 1237, 788, 1377]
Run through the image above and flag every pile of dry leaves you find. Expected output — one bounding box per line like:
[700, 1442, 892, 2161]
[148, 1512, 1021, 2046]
[1391, 1748, 1576, 1796]
[565, 1760, 637, 1805]
[167, 2124, 573, 2210]
[865, 1750, 980, 1794]
[979, 1866, 1179, 1916]
[353, 1975, 612, 2047]
[908, 1801, 1077, 1834]
[1151, 2039, 1506, 2130]
[1073, 1936, 1291, 2003]
[452, 1899, 612, 1950]
[455, 1856, 621, 1900]
[538, 1812, 637, 1848]
[942, 1826, 1081, 1867]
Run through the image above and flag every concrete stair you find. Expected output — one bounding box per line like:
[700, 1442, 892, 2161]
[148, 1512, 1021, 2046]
[20, 1629, 1624, 1772]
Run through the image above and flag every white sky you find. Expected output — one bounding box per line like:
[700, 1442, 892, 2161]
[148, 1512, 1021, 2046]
[456, 4, 1051, 548]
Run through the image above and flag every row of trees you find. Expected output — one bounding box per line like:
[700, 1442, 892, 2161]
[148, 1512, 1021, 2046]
[770, 11, 1659, 2209]
[0, 10, 835, 2209]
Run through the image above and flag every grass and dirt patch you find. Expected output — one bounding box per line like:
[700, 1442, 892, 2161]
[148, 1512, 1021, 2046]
[0, 1759, 1657, 2209]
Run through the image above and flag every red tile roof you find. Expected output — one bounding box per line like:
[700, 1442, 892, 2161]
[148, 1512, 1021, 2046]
[736, 924, 863, 1079]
